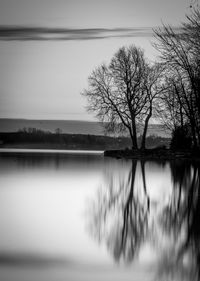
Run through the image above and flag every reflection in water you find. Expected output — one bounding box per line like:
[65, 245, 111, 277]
[0, 253, 68, 267]
[88, 160, 150, 263]
[88, 160, 200, 281]
[156, 161, 200, 281]
[1, 151, 200, 281]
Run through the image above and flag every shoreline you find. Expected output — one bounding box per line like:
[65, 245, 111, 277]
[0, 143, 106, 151]
[1, 145, 200, 161]
[0, 148, 103, 155]
[104, 148, 200, 161]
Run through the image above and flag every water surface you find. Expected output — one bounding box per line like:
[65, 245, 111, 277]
[0, 150, 199, 281]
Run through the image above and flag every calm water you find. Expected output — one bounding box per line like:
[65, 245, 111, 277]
[0, 150, 199, 281]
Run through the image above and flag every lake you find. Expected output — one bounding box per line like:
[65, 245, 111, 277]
[0, 150, 199, 281]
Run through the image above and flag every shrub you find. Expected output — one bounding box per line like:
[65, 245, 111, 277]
[170, 125, 192, 150]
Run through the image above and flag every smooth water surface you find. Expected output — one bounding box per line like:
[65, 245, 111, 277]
[0, 150, 199, 281]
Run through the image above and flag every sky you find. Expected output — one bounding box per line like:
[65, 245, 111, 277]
[0, 0, 196, 121]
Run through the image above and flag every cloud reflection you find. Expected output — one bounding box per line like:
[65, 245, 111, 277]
[0, 253, 71, 268]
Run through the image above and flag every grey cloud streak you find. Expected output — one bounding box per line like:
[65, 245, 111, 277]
[0, 252, 73, 267]
[0, 26, 156, 41]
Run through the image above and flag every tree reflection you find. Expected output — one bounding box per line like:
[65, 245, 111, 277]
[88, 160, 150, 263]
[157, 161, 200, 281]
[87, 159, 200, 280]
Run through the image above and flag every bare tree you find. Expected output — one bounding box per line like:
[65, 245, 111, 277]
[139, 62, 164, 149]
[156, 71, 188, 131]
[154, 9, 200, 147]
[82, 45, 163, 150]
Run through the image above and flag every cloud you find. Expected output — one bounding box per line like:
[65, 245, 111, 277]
[0, 26, 155, 41]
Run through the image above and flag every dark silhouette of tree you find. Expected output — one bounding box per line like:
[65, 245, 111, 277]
[140, 63, 164, 150]
[154, 9, 200, 148]
[170, 124, 193, 150]
[156, 74, 188, 132]
[82, 45, 163, 150]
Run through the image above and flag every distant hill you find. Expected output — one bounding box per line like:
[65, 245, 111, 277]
[0, 119, 170, 138]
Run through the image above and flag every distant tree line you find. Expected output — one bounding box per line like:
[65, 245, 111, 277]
[82, 9, 200, 151]
[0, 128, 131, 150]
[0, 127, 169, 150]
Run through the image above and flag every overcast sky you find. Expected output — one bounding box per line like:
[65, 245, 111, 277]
[0, 0, 194, 120]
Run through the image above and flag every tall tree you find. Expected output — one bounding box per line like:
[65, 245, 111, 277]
[154, 9, 200, 148]
[139, 62, 164, 149]
[82, 45, 162, 150]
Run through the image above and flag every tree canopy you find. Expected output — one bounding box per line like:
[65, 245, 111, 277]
[154, 8, 200, 149]
[82, 45, 163, 149]
[82, 8, 200, 151]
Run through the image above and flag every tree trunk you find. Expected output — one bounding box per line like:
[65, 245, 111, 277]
[190, 118, 198, 148]
[141, 107, 152, 150]
[131, 118, 138, 150]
